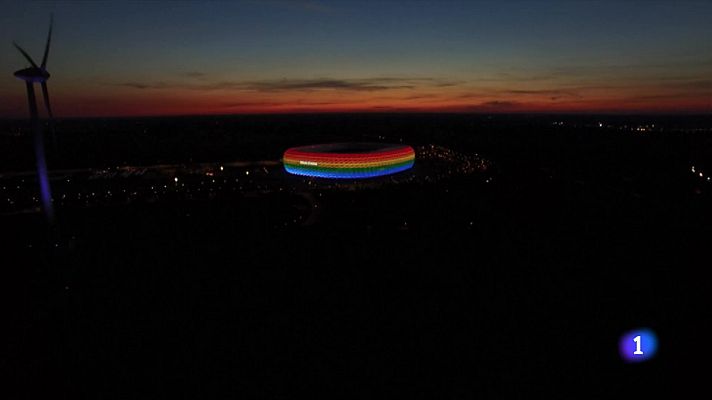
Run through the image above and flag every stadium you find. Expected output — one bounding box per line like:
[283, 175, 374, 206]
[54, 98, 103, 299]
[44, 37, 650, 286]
[283, 143, 415, 178]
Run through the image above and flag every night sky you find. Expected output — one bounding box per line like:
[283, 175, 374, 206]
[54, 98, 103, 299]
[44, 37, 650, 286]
[1, 0, 711, 117]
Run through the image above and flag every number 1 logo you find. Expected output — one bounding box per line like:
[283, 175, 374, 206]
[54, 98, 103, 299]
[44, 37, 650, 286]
[633, 335, 643, 355]
[619, 328, 657, 363]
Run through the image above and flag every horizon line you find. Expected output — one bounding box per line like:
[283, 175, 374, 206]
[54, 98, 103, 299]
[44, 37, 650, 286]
[2, 110, 711, 121]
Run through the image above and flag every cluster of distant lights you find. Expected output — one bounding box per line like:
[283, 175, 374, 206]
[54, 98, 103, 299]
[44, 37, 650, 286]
[691, 165, 710, 181]
[1, 145, 490, 214]
[553, 121, 660, 132]
[551, 120, 712, 134]
[0, 166, 267, 213]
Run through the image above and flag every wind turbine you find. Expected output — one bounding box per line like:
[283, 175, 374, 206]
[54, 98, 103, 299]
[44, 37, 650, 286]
[13, 15, 55, 222]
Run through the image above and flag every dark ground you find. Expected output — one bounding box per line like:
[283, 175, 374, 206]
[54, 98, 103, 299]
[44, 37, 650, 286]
[1, 114, 711, 398]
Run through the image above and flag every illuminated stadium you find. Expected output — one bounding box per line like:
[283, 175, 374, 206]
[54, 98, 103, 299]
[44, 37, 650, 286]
[283, 143, 415, 178]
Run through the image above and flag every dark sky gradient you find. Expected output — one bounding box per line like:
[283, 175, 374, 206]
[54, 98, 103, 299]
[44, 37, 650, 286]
[1, 0, 711, 117]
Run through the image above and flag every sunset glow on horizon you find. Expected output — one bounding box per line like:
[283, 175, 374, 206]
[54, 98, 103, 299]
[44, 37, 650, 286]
[2, 0, 711, 118]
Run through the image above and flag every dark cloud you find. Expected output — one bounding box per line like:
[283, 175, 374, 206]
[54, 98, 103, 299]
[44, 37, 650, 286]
[456, 92, 481, 99]
[478, 100, 520, 108]
[470, 58, 712, 85]
[117, 81, 171, 89]
[507, 89, 566, 95]
[241, 77, 453, 92]
[434, 81, 462, 87]
[113, 80, 237, 90]
[221, 101, 281, 108]
[551, 58, 712, 76]
[113, 77, 457, 92]
[244, 78, 414, 91]
[183, 71, 206, 78]
[621, 91, 712, 102]
[457, 87, 585, 100]
[673, 80, 712, 89]
[221, 99, 348, 108]
[505, 89, 582, 99]
[402, 94, 439, 100]
[470, 72, 558, 83]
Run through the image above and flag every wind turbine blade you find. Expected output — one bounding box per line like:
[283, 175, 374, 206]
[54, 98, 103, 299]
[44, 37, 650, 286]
[41, 82, 53, 119]
[41, 14, 53, 69]
[13, 42, 39, 68]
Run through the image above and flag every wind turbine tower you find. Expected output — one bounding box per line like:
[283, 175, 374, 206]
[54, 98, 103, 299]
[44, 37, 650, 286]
[13, 15, 55, 222]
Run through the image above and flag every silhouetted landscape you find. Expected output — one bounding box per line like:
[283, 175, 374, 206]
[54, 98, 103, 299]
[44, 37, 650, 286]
[2, 113, 711, 397]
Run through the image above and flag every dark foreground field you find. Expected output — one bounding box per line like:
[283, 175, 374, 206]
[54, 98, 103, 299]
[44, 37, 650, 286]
[2, 114, 711, 398]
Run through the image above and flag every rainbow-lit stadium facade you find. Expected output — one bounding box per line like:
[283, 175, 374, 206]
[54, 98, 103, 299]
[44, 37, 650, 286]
[283, 143, 415, 178]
